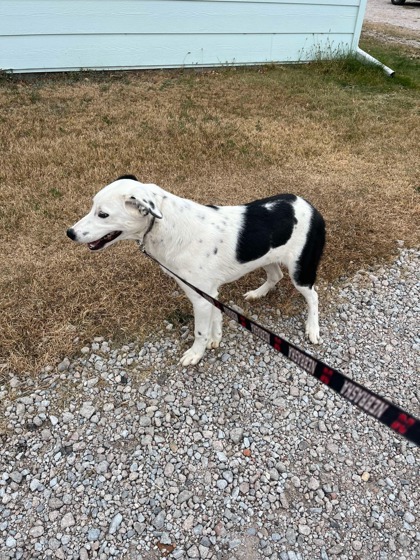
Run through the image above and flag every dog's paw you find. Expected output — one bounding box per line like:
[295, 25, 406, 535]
[244, 285, 272, 301]
[244, 290, 256, 301]
[206, 338, 221, 349]
[306, 325, 320, 344]
[180, 348, 205, 366]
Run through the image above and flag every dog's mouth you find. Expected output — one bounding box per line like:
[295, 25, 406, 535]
[87, 231, 122, 251]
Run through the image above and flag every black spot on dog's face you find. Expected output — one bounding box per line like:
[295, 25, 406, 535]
[214, 247, 218, 255]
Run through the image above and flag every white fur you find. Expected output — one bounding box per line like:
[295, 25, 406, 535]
[68, 178, 322, 366]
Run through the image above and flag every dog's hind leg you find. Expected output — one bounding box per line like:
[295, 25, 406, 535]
[289, 208, 325, 344]
[292, 282, 320, 344]
[244, 263, 283, 301]
[289, 254, 321, 344]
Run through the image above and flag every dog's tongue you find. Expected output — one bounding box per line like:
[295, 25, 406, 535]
[87, 231, 122, 251]
[88, 239, 104, 250]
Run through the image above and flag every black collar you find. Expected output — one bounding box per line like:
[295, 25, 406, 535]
[137, 215, 156, 253]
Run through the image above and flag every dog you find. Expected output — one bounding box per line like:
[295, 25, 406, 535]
[67, 175, 325, 366]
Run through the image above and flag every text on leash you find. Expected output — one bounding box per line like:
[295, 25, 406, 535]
[340, 380, 389, 419]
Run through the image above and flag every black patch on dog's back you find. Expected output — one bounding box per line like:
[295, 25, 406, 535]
[206, 205, 219, 210]
[236, 195, 297, 263]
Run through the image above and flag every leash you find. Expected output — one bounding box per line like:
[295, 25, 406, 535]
[138, 243, 420, 447]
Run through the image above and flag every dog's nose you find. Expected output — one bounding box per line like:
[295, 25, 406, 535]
[66, 228, 77, 241]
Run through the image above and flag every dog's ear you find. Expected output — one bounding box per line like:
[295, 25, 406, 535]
[125, 194, 163, 219]
[116, 174, 138, 182]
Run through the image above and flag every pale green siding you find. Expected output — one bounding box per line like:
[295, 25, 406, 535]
[0, 0, 367, 73]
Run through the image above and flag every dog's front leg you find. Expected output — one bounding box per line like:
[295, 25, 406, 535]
[178, 286, 215, 366]
[208, 305, 222, 349]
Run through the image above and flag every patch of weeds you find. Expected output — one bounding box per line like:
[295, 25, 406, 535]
[29, 90, 41, 104]
[49, 187, 63, 199]
[102, 115, 113, 126]
[81, 95, 93, 104]
[310, 43, 419, 94]
[360, 39, 420, 90]
[222, 138, 237, 152]
[159, 79, 175, 91]
[202, 113, 220, 124]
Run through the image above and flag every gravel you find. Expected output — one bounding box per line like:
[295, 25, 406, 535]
[365, 0, 420, 33]
[1, 246, 419, 559]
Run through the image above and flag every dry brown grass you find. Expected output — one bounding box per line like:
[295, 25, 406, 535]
[1, 34, 419, 374]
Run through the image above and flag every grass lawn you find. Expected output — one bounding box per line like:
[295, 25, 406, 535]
[0, 33, 419, 374]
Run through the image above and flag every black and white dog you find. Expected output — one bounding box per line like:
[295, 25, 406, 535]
[67, 175, 325, 366]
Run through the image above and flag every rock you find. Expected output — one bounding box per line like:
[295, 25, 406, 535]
[178, 490, 193, 504]
[308, 477, 320, 490]
[403, 511, 415, 524]
[95, 461, 109, 474]
[61, 513, 75, 529]
[216, 479, 228, 490]
[298, 524, 310, 536]
[6, 536, 17, 548]
[29, 525, 44, 538]
[187, 545, 200, 558]
[58, 357, 70, 372]
[229, 428, 244, 444]
[79, 402, 95, 420]
[62, 412, 74, 423]
[109, 513, 123, 534]
[87, 528, 100, 541]
[10, 471, 23, 484]
[153, 511, 165, 530]
[30, 478, 41, 492]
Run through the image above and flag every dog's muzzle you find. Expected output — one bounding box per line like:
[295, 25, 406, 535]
[66, 228, 122, 251]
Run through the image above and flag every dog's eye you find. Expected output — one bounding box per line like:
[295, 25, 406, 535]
[98, 211, 109, 219]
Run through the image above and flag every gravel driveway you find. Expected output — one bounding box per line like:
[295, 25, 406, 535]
[365, 0, 420, 32]
[1, 246, 419, 560]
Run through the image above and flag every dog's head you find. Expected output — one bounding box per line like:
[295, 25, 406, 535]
[66, 175, 163, 251]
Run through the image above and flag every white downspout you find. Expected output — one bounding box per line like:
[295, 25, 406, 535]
[352, 1, 395, 77]
[356, 47, 395, 77]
